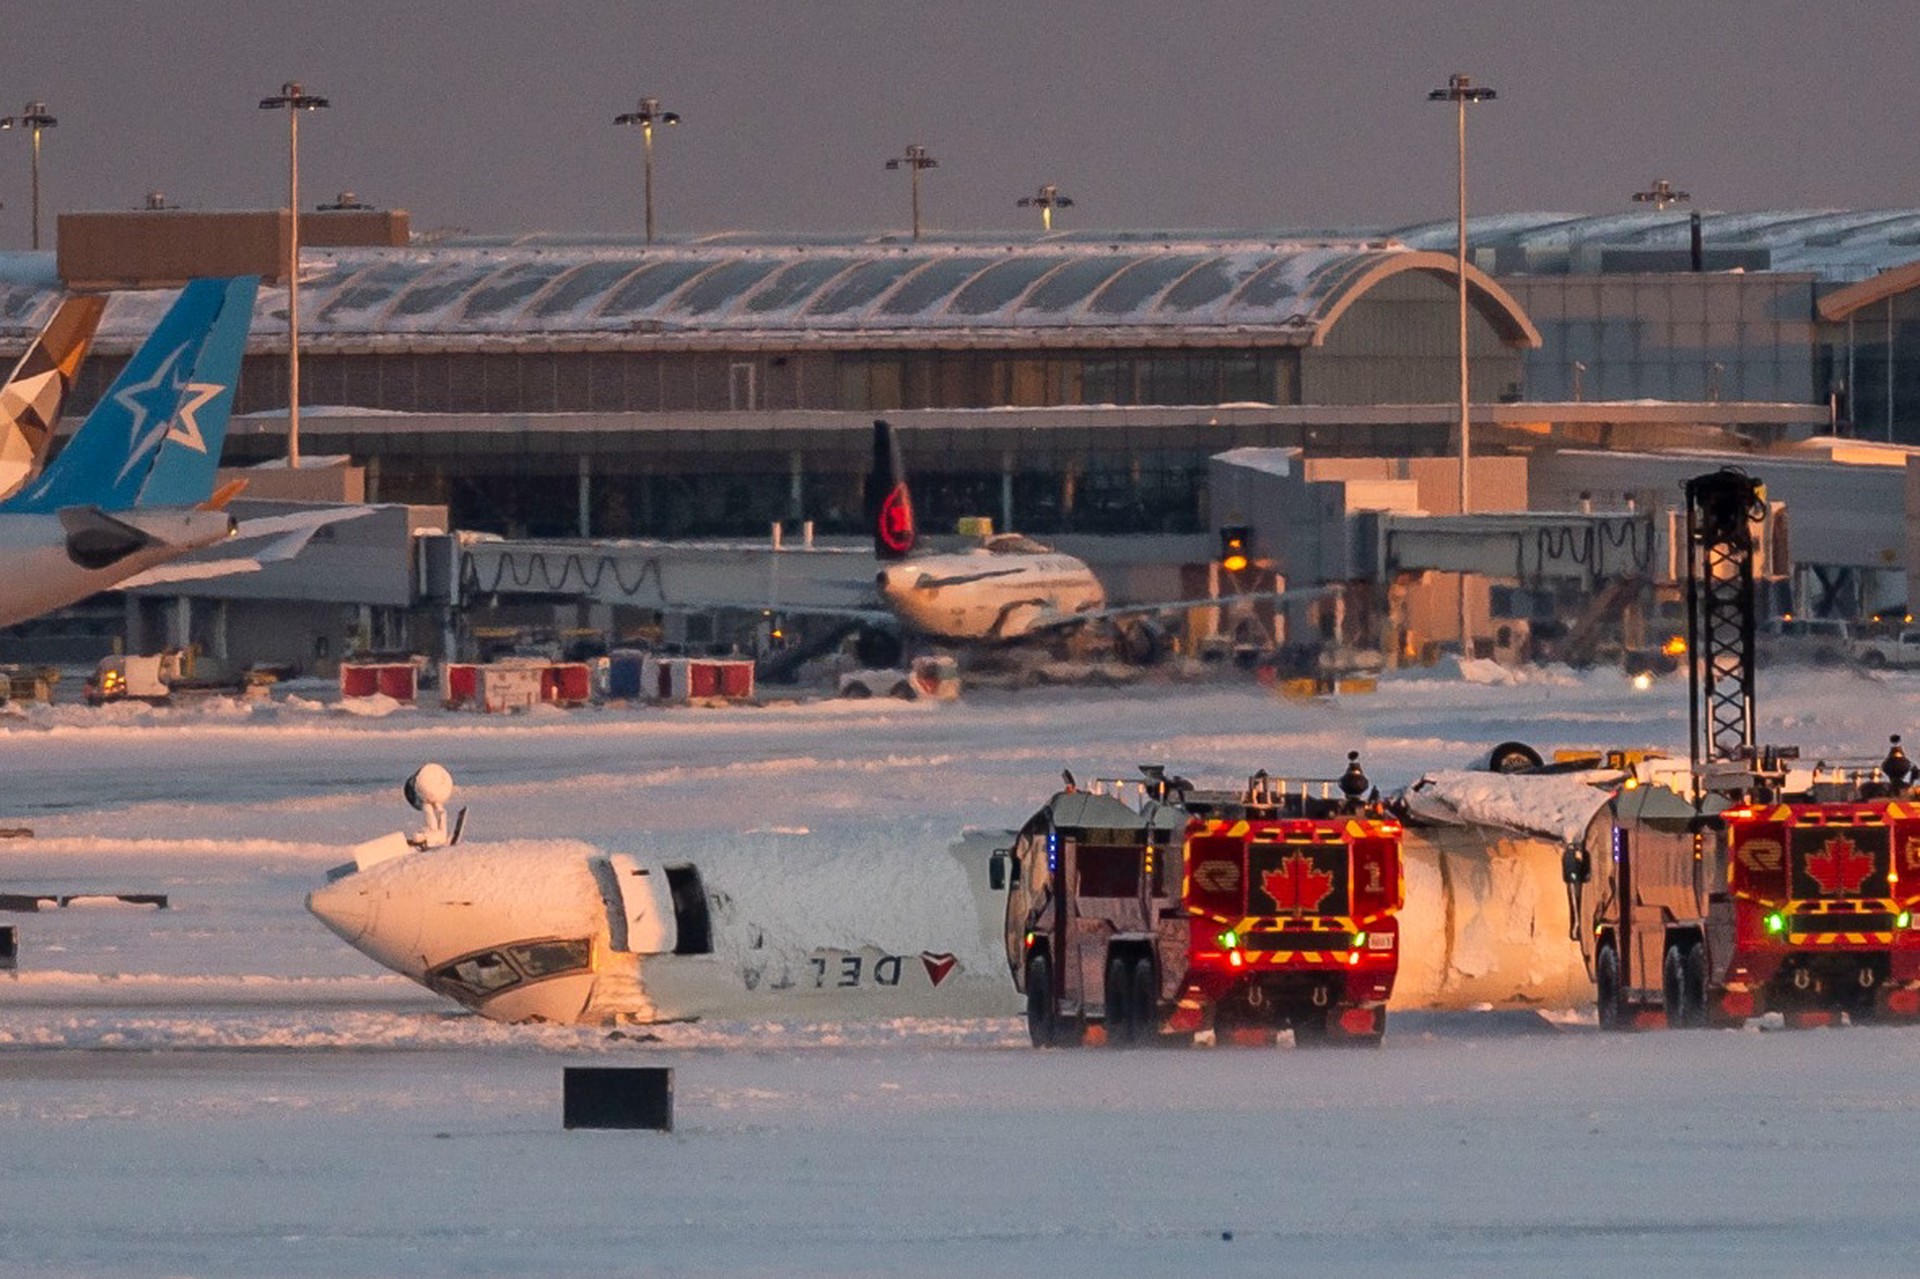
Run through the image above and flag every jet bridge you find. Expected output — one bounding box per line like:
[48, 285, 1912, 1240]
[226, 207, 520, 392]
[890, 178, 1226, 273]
[419, 533, 880, 615]
[1366, 511, 1658, 586]
[1354, 510, 1661, 664]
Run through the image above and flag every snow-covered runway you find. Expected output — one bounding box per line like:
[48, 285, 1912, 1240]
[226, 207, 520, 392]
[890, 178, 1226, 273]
[0, 664, 1911, 1275]
[6, 1022, 1919, 1277]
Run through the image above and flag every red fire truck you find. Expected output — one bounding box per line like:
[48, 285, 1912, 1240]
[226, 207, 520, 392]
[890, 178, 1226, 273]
[995, 757, 1405, 1047]
[1571, 470, 1920, 1026]
[1582, 742, 1920, 1027]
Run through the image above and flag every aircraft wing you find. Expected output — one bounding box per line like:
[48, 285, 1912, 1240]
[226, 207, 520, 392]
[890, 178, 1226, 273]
[1021, 583, 1343, 634]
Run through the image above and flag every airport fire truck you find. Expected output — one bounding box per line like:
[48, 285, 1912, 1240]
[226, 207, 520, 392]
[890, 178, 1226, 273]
[1573, 469, 1920, 1026]
[995, 757, 1405, 1047]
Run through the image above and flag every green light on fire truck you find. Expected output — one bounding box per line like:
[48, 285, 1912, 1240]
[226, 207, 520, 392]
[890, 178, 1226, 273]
[1765, 912, 1786, 934]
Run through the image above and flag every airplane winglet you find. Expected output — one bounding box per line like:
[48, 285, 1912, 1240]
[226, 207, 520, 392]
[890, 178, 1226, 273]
[201, 478, 249, 510]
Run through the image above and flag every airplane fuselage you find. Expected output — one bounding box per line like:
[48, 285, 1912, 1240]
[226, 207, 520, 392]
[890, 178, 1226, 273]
[877, 549, 1105, 641]
[0, 508, 235, 630]
[308, 836, 1018, 1025]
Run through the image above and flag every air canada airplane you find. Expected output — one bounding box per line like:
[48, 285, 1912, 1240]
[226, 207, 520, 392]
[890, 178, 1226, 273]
[0, 294, 105, 502]
[307, 762, 1596, 1027]
[0, 276, 259, 629]
[864, 419, 1322, 649]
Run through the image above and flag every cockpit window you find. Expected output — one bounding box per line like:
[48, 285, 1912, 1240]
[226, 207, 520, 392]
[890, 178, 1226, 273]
[984, 533, 1050, 555]
[428, 936, 593, 1001]
[433, 950, 520, 997]
[510, 938, 593, 979]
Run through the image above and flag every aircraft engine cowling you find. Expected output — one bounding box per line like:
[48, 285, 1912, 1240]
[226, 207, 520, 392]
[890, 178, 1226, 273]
[598, 854, 678, 955]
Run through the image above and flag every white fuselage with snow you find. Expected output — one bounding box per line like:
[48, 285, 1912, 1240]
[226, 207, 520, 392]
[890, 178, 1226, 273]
[877, 542, 1104, 641]
[308, 768, 1618, 1025]
[307, 836, 1017, 1025]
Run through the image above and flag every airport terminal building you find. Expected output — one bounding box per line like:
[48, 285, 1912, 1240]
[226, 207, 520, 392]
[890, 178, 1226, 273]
[4, 206, 1920, 668]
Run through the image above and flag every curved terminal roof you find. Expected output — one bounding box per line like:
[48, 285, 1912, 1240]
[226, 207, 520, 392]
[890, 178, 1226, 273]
[0, 237, 1539, 353]
[13, 206, 1920, 352]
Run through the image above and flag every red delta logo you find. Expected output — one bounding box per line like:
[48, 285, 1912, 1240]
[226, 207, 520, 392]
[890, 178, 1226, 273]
[1805, 835, 1875, 895]
[878, 483, 915, 555]
[919, 952, 957, 986]
[1261, 851, 1335, 913]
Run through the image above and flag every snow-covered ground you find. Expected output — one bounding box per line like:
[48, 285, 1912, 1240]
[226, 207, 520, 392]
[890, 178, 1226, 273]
[0, 663, 1914, 1276]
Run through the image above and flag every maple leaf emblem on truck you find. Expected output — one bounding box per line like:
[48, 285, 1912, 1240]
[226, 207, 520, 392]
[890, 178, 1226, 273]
[1805, 835, 1874, 896]
[1261, 851, 1335, 913]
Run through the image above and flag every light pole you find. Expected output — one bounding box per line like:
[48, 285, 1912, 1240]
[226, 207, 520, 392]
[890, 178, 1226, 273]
[1428, 72, 1495, 654]
[0, 102, 57, 250]
[1017, 184, 1074, 231]
[259, 81, 329, 470]
[886, 145, 939, 241]
[613, 97, 679, 244]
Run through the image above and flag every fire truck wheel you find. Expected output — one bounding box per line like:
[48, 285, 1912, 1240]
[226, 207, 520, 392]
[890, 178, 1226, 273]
[1663, 941, 1708, 1028]
[1681, 943, 1709, 1027]
[1596, 943, 1625, 1030]
[1662, 944, 1685, 1027]
[1026, 953, 1060, 1048]
[1104, 955, 1137, 1047]
[1127, 956, 1158, 1043]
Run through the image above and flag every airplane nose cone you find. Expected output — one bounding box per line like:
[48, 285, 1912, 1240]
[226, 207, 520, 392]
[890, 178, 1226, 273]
[306, 877, 376, 944]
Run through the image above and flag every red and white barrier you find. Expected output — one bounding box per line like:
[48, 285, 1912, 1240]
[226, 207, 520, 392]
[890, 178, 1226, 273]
[339, 662, 420, 703]
[640, 656, 755, 702]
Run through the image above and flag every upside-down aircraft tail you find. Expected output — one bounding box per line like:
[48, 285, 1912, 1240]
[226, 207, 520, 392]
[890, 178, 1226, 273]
[0, 295, 106, 502]
[865, 418, 917, 561]
[3, 276, 257, 514]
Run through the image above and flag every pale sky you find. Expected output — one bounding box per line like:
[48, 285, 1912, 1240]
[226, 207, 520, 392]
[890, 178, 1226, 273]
[4, 1, 1916, 247]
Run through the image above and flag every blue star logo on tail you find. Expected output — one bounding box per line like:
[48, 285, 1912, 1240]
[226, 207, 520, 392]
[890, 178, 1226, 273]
[111, 342, 222, 485]
[166, 380, 225, 454]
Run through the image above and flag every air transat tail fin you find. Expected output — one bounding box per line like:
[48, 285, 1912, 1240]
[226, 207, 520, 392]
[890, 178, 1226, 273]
[866, 418, 917, 561]
[134, 275, 259, 508]
[2, 277, 249, 515]
[0, 294, 106, 502]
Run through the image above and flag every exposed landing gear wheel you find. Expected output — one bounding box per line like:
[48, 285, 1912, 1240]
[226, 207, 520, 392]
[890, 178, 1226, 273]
[1596, 943, 1624, 1031]
[1487, 740, 1544, 774]
[1026, 953, 1060, 1048]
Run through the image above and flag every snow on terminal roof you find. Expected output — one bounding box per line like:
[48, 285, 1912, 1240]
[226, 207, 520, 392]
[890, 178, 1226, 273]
[0, 233, 1540, 351]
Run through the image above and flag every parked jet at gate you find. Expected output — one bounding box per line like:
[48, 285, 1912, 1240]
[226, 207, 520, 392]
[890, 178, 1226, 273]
[865, 419, 1322, 648]
[0, 277, 258, 629]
